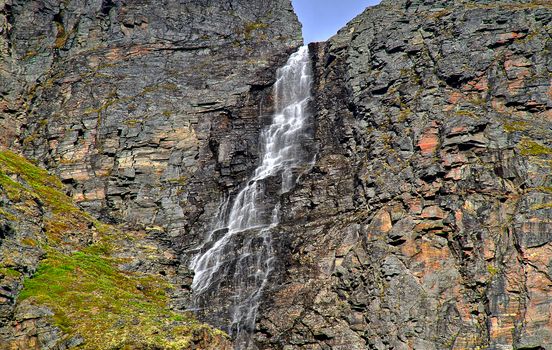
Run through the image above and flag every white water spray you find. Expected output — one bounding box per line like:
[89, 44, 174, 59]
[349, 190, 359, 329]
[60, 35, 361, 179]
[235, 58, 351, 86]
[190, 46, 313, 348]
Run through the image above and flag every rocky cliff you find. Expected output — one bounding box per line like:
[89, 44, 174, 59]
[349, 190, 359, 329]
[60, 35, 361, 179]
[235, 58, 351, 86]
[256, 0, 552, 349]
[0, 0, 300, 348]
[1, 0, 551, 349]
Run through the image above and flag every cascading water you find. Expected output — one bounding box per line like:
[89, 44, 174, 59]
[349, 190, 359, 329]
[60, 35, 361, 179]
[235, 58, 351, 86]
[190, 46, 313, 348]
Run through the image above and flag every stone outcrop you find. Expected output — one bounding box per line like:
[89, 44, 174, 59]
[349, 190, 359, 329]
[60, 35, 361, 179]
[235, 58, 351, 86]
[1, 0, 552, 349]
[0, 150, 233, 349]
[0, 0, 301, 348]
[4, 0, 301, 239]
[255, 0, 552, 349]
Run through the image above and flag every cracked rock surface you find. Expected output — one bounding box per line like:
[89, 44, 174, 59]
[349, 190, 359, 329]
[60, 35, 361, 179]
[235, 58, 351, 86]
[255, 0, 552, 349]
[1, 0, 552, 349]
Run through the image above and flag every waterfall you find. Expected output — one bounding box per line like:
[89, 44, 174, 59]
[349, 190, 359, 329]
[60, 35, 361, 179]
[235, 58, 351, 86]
[190, 45, 313, 348]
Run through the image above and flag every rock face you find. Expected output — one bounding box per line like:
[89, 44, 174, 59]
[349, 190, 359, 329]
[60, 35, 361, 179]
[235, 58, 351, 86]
[255, 0, 552, 349]
[0, 0, 301, 348]
[3, 0, 301, 239]
[1, 0, 552, 349]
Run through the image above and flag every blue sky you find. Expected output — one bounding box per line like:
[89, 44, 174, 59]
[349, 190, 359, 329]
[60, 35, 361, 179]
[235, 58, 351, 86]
[291, 0, 382, 43]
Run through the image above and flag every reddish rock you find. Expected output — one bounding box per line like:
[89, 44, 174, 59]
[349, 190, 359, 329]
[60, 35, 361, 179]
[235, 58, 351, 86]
[441, 152, 468, 167]
[418, 129, 440, 155]
[504, 57, 532, 70]
[421, 206, 446, 219]
[371, 210, 392, 234]
[496, 31, 527, 45]
[507, 68, 531, 92]
[448, 91, 464, 104]
[463, 75, 489, 92]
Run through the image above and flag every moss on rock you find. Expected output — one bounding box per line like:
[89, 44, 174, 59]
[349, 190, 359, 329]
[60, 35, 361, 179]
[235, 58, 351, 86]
[0, 149, 229, 349]
[19, 249, 226, 349]
[518, 138, 552, 156]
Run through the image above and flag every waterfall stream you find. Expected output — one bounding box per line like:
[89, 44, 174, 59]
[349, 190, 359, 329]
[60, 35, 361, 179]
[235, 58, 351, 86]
[190, 46, 313, 348]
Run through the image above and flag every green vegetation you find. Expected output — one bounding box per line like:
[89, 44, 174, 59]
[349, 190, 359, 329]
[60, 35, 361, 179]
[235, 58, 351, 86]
[503, 121, 529, 132]
[518, 138, 552, 156]
[0, 150, 227, 348]
[398, 105, 412, 123]
[19, 249, 223, 349]
[487, 264, 499, 277]
[0, 267, 22, 278]
[243, 21, 269, 39]
[529, 187, 552, 194]
[0, 150, 89, 243]
[0, 150, 71, 212]
[455, 109, 478, 119]
[531, 203, 552, 210]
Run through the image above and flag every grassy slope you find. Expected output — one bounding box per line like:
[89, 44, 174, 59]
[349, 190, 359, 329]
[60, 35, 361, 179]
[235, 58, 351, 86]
[0, 150, 227, 349]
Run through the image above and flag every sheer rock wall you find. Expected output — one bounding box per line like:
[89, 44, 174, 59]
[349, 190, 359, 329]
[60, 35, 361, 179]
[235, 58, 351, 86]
[0, 0, 301, 348]
[1, 0, 552, 349]
[257, 1, 552, 349]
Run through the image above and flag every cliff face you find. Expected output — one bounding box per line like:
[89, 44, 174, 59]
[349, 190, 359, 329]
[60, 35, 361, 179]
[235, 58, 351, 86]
[1, 0, 552, 349]
[0, 0, 301, 348]
[256, 0, 552, 349]
[4, 0, 301, 238]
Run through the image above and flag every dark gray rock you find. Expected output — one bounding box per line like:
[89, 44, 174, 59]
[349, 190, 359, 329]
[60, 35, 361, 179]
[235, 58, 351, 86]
[256, 0, 552, 349]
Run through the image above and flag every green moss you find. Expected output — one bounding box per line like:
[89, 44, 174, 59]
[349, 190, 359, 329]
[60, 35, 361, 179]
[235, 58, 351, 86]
[487, 264, 499, 277]
[518, 138, 552, 156]
[529, 187, 552, 194]
[0, 267, 22, 278]
[531, 203, 552, 210]
[21, 237, 38, 247]
[0, 150, 95, 243]
[0, 207, 18, 221]
[504, 121, 529, 132]
[20, 249, 225, 349]
[0, 150, 66, 207]
[243, 22, 269, 39]
[397, 102, 412, 122]
[455, 109, 478, 119]
[164, 176, 188, 186]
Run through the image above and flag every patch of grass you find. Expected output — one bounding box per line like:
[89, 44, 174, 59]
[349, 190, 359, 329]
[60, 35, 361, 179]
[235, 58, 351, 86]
[0, 267, 22, 278]
[0, 150, 72, 212]
[0, 150, 92, 243]
[518, 138, 552, 156]
[19, 250, 226, 349]
[487, 264, 499, 277]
